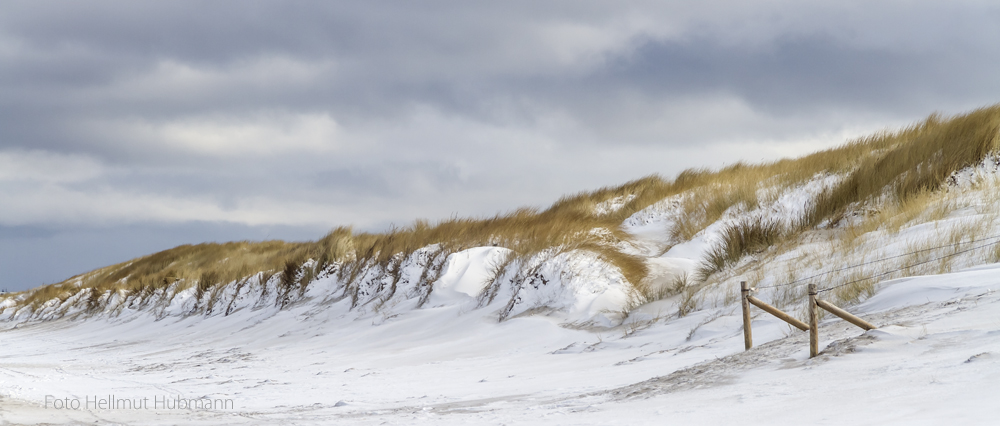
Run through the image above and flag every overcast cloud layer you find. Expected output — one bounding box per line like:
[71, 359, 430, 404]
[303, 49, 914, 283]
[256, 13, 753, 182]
[3, 1, 1000, 291]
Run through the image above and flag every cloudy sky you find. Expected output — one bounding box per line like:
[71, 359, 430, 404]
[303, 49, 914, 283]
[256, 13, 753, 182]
[3, 1, 1000, 291]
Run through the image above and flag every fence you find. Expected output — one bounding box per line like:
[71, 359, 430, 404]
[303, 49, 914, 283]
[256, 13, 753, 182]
[741, 281, 874, 357]
[738, 233, 1000, 357]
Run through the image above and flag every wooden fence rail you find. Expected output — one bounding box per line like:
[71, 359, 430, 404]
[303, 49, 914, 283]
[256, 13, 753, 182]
[740, 281, 876, 358]
[747, 295, 809, 331]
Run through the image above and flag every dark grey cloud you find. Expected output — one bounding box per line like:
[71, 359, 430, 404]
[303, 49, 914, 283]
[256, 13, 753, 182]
[2, 1, 1000, 290]
[7, 2, 1000, 154]
[601, 34, 1000, 115]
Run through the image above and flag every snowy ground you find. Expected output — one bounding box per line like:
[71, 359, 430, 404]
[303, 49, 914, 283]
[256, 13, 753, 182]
[3, 167, 999, 425]
[2, 263, 999, 425]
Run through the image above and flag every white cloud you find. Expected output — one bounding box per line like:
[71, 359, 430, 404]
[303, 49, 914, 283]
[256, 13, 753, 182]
[0, 182, 379, 228]
[96, 112, 340, 157]
[101, 56, 338, 103]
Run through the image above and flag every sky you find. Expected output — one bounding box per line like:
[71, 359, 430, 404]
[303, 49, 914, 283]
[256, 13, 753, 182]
[3, 1, 1000, 292]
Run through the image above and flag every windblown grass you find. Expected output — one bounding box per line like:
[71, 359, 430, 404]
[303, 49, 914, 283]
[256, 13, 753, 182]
[17, 239, 323, 311]
[10, 177, 685, 312]
[698, 219, 784, 278]
[806, 106, 1000, 227]
[697, 105, 1000, 284]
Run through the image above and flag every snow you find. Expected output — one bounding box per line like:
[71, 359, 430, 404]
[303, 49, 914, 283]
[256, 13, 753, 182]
[946, 153, 1000, 188]
[427, 247, 511, 305]
[622, 194, 685, 228]
[594, 194, 637, 216]
[855, 263, 1000, 313]
[486, 248, 635, 324]
[2, 261, 1000, 424]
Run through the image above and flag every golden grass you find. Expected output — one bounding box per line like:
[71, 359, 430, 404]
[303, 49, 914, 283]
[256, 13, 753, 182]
[670, 181, 760, 243]
[698, 219, 784, 278]
[633, 271, 690, 307]
[831, 271, 878, 303]
[14, 176, 686, 312]
[675, 285, 700, 317]
[883, 189, 940, 233]
[697, 105, 1000, 283]
[16, 239, 321, 311]
[990, 240, 1000, 263]
[806, 105, 1000, 227]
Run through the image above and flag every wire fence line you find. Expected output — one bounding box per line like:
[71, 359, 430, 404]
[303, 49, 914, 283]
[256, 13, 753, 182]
[751, 232, 1000, 292]
[817, 237, 1000, 293]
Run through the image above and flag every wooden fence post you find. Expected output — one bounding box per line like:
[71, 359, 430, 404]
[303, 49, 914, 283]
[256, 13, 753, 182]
[741, 281, 752, 350]
[808, 284, 818, 358]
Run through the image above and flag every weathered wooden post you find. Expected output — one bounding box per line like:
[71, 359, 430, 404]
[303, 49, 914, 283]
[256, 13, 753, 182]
[808, 284, 819, 358]
[741, 281, 752, 350]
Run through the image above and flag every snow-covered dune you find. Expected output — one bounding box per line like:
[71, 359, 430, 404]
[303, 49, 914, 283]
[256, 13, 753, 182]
[4, 168, 1000, 424]
[2, 262, 999, 424]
